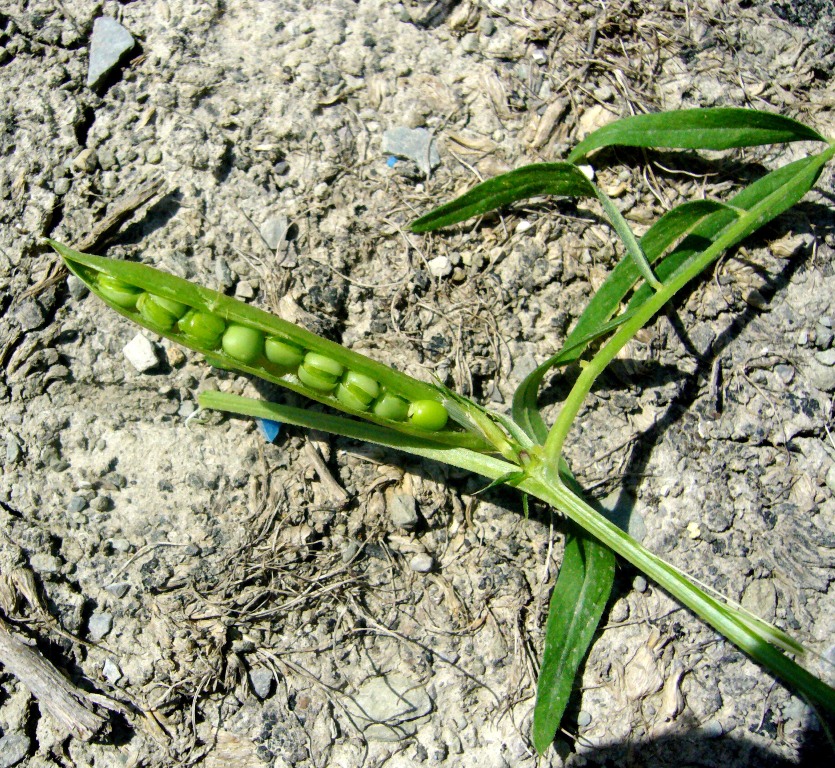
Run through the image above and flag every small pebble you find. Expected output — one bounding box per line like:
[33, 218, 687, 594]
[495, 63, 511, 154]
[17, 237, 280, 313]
[5, 437, 21, 465]
[341, 540, 360, 563]
[123, 333, 159, 372]
[235, 281, 256, 299]
[87, 16, 135, 88]
[577, 710, 592, 727]
[260, 214, 289, 249]
[166, 345, 186, 367]
[409, 553, 433, 572]
[0, 732, 30, 768]
[815, 348, 835, 366]
[633, 575, 648, 593]
[427, 256, 452, 278]
[73, 148, 98, 172]
[145, 146, 162, 164]
[103, 658, 122, 684]
[97, 147, 117, 170]
[515, 219, 533, 234]
[700, 720, 724, 738]
[29, 553, 62, 574]
[88, 612, 113, 642]
[66, 495, 88, 514]
[460, 32, 478, 53]
[250, 667, 274, 699]
[774, 364, 794, 385]
[90, 495, 113, 512]
[66, 274, 89, 300]
[389, 493, 419, 529]
[110, 538, 131, 552]
[104, 582, 130, 598]
[54, 177, 71, 195]
[381, 127, 440, 175]
[479, 17, 496, 36]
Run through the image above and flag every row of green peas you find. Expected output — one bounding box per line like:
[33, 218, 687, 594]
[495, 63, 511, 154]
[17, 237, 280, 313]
[96, 273, 450, 431]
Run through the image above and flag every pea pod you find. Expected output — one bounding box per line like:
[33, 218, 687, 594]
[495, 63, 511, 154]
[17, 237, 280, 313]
[49, 240, 488, 450]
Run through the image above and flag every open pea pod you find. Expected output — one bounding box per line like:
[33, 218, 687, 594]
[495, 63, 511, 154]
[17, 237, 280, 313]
[50, 240, 491, 451]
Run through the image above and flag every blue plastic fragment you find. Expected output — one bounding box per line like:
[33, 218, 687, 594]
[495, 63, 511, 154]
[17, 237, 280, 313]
[257, 418, 281, 443]
[386, 155, 398, 167]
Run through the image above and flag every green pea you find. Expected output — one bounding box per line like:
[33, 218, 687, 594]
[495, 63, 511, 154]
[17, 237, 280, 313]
[179, 310, 226, 348]
[222, 324, 264, 363]
[407, 399, 448, 431]
[136, 292, 190, 330]
[265, 337, 305, 368]
[336, 371, 379, 411]
[97, 274, 143, 309]
[341, 371, 379, 404]
[372, 392, 410, 422]
[335, 384, 370, 411]
[297, 352, 344, 392]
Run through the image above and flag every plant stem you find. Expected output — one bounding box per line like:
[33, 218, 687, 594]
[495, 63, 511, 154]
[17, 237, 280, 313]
[520, 468, 835, 713]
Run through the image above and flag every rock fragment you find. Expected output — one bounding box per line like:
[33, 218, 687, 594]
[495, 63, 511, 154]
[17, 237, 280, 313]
[88, 612, 113, 642]
[87, 17, 135, 89]
[382, 127, 440, 175]
[123, 334, 159, 372]
[343, 674, 432, 741]
[0, 732, 30, 768]
[408, 553, 433, 573]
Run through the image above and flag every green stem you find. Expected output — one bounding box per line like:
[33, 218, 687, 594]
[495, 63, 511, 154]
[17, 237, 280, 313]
[544, 142, 835, 465]
[520, 468, 835, 713]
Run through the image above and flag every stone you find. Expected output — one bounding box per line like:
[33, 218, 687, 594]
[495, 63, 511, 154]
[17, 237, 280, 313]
[343, 674, 432, 741]
[0, 732, 29, 768]
[88, 612, 113, 642]
[249, 667, 274, 699]
[123, 333, 159, 372]
[104, 582, 130, 598]
[408, 553, 433, 573]
[67, 494, 87, 515]
[72, 148, 98, 172]
[66, 275, 89, 300]
[103, 658, 122, 684]
[427, 256, 452, 278]
[382, 127, 440, 175]
[29, 553, 62, 574]
[388, 493, 418, 529]
[87, 17, 135, 89]
[260, 214, 289, 250]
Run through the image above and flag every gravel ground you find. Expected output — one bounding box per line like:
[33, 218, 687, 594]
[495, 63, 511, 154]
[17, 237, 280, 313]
[1, 1, 835, 766]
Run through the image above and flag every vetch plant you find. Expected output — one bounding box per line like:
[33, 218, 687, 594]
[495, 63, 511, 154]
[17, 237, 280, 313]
[49, 107, 835, 752]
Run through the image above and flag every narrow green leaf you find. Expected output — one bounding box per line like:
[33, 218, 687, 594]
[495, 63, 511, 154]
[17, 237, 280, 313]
[410, 163, 596, 232]
[521, 472, 835, 717]
[532, 527, 615, 753]
[567, 108, 826, 163]
[473, 470, 528, 495]
[511, 200, 734, 442]
[626, 150, 831, 313]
